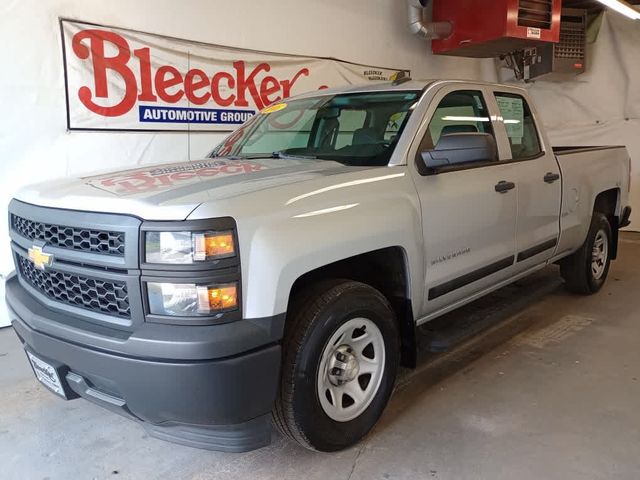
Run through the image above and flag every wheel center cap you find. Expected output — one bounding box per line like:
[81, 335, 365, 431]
[328, 345, 360, 385]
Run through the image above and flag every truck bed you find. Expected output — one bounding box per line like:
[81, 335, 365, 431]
[553, 145, 631, 257]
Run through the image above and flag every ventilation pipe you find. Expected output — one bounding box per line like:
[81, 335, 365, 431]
[408, 0, 452, 40]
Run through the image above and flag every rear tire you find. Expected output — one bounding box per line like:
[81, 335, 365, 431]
[273, 280, 399, 452]
[560, 212, 612, 294]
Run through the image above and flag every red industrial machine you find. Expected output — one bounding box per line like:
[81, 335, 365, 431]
[431, 0, 562, 58]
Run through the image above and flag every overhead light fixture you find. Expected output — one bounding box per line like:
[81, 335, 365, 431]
[595, 0, 640, 19]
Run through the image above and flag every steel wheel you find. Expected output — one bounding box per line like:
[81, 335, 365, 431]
[274, 280, 399, 451]
[591, 229, 609, 280]
[317, 317, 386, 422]
[561, 212, 612, 295]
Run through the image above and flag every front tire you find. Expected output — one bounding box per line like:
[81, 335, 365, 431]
[561, 212, 612, 294]
[273, 280, 399, 452]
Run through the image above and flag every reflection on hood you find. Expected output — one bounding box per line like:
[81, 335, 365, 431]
[84, 158, 304, 197]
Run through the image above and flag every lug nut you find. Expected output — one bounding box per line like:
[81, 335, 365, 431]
[336, 352, 346, 362]
[331, 367, 343, 376]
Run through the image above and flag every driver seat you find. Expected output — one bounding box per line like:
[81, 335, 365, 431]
[352, 127, 380, 145]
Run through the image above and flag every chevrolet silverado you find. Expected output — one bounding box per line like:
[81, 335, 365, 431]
[5, 79, 632, 452]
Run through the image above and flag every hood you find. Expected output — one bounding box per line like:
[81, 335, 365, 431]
[14, 157, 352, 220]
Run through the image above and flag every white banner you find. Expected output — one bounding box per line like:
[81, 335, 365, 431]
[61, 20, 409, 132]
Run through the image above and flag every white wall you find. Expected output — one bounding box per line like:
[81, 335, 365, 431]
[0, 0, 496, 325]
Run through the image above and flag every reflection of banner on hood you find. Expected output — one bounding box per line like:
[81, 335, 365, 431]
[62, 19, 409, 132]
[85, 160, 268, 195]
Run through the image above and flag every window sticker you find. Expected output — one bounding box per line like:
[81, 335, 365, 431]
[387, 112, 404, 130]
[496, 96, 524, 144]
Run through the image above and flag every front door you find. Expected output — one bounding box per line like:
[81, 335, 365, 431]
[412, 88, 518, 318]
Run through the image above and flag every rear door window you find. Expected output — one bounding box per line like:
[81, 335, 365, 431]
[494, 93, 542, 160]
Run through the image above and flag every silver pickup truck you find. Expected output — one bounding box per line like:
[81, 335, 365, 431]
[5, 79, 632, 453]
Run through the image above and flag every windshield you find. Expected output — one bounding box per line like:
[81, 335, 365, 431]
[211, 90, 421, 167]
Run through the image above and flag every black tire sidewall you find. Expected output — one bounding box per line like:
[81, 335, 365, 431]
[291, 285, 399, 452]
[585, 214, 612, 292]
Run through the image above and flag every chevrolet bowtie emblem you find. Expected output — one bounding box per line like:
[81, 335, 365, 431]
[27, 246, 53, 270]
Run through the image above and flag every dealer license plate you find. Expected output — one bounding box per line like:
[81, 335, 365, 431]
[26, 351, 66, 398]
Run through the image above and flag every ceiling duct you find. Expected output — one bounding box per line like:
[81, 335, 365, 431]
[408, 0, 452, 40]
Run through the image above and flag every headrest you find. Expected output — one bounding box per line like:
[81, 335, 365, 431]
[441, 124, 479, 136]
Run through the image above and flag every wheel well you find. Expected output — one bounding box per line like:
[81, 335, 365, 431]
[287, 247, 417, 368]
[593, 188, 620, 259]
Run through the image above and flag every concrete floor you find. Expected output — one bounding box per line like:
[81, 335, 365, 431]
[1, 233, 640, 480]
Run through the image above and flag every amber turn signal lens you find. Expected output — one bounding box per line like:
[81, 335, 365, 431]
[205, 233, 234, 257]
[192, 231, 235, 261]
[207, 285, 238, 310]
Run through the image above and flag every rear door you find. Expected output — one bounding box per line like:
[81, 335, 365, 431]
[491, 91, 562, 269]
[410, 86, 519, 317]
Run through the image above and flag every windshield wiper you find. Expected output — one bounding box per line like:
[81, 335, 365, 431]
[212, 151, 322, 161]
[209, 154, 248, 160]
[272, 151, 317, 160]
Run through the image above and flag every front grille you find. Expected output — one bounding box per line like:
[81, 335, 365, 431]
[518, 0, 553, 29]
[11, 214, 125, 256]
[17, 256, 131, 318]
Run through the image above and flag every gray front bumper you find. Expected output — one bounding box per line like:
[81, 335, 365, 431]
[6, 274, 283, 452]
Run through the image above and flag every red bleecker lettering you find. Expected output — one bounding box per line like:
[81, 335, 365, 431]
[281, 68, 310, 98]
[154, 174, 173, 186]
[135, 47, 157, 102]
[72, 29, 138, 117]
[155, 66, 184, 103]
[219, 165, 244, 174]
[73, 29, 316, 116]
[234, 61, 270, 110]
[197, 168, 221, 177]
[260, 76, 281, 106]
[211, 72, 236, 107]
[170, 172, 196, 181]
[100, 173, 157, 193]
[242, 164, 265, 173]
[185, 69, 211, 105]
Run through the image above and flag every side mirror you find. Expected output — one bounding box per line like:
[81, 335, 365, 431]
[419, 133, 498, 175]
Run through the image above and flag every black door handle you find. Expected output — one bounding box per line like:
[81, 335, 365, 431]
[544, 172, 560, 183]
[495, 181, 516, 193]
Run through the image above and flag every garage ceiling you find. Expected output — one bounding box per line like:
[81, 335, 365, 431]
[563, 0, 640, 13]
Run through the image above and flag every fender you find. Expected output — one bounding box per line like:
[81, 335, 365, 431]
[187, 167, 425, 320]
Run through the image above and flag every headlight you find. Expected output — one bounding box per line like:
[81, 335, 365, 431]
[145, 231, 235, 264]
[147, 282, 238, 316]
